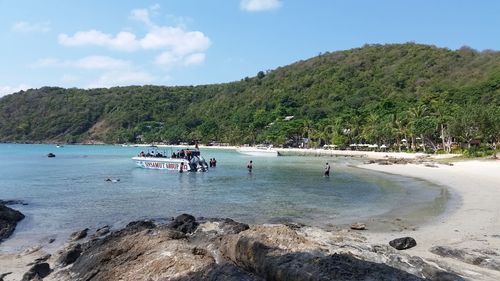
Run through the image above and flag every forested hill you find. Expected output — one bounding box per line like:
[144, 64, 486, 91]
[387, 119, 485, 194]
[0, 43, 499, 151]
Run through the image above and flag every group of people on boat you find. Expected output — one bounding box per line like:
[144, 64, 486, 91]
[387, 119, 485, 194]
[170, 148, 201, 161]
[138, 148, 202, 161]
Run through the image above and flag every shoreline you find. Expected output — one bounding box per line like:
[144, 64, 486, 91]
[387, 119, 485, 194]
[358, 159, 500, 279]
[1, 142, 463, 160]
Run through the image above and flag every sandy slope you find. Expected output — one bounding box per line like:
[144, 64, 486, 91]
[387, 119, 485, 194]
[359, 160, 500, 280]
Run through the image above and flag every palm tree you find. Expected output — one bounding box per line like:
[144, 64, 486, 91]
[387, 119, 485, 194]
[408, 104, 428, 151]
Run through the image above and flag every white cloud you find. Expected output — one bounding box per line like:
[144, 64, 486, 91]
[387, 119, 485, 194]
[240, 0, 283, 12]
[58, 30, 139, 51]
[32, 56, 131, 70]
[183, 53, 206, 66]
[88, 71, 157, 88]
[12, 21, 50, 33]
[0, 84, 31, 97]
[58, 9, 211, 69]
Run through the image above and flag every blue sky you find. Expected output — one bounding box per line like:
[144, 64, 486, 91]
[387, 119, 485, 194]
[1, 0, 499, 96]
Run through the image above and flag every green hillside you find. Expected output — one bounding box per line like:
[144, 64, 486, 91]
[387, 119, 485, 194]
[1, 43, 499, 153]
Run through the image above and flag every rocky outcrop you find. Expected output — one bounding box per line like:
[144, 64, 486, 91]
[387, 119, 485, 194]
[57, 243, 82, 266]
[169, 213, 199, 234]
[21, 262, 51, 281]
[69, 228, 88, 241]
[47, 215, 464, 281]
[0, 201, 25, 242]
[430, 246, 500, 271]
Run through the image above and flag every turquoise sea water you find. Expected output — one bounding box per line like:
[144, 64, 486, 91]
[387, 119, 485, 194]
[0, 144, 447, 252]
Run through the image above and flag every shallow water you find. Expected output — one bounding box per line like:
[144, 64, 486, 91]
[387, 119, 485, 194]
[0, 144, 447, 252]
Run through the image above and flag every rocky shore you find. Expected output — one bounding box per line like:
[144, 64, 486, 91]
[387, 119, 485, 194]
[0, 200, 25, 243]
[1, 213, 480, 281]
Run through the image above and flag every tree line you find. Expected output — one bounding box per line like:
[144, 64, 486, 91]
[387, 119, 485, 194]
[0, 43, 498, 156]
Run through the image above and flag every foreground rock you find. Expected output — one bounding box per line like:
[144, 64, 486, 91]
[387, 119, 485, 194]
[0, 201, 25, 242]
[430, 246, 500, 271]
[21, 262, 51, 281]
[46, 215, 464, 281]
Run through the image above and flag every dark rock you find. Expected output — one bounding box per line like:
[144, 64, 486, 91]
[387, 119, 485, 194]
[389, 237, 417, 250]
[125, 220, 156, 231]
[57, 243, 82, 266]
[21, 262, 51, 281]
[0, 199, 28, 206]
[284, 222, 305, 230]
[95, 225, 110, 237]
[169, 214, 199, 234]
[70, 228, 89, 241]
[0, 202, 25, 242]
[192, 247, 208, 256]
[0, 272, 12, 281]
[209, 218, 250, 234]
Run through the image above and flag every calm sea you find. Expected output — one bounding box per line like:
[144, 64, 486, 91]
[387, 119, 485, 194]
[0, 144, 447, 252]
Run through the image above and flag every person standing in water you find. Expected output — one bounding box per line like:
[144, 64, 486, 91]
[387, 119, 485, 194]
[324, 162, 330, 177]
[247, 160, 253, 172]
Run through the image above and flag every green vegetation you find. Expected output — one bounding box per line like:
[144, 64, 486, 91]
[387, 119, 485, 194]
[0, 43, 499, 155]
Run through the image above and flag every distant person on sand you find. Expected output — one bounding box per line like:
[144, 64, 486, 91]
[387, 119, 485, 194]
[324, 162, 330, 177]
[247, 160, 253, 172]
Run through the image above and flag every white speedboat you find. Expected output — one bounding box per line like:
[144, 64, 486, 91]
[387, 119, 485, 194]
[132, 148, 209, 172]
[236, 145, 279, 157]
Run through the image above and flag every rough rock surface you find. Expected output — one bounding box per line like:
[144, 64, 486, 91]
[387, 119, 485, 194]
[69, 228, 88, 241]
[56, 243, 82, 266]
[389, 236, 417, 250]
[46, 215, 464, 281]
[169, 213, 199, 234]
[430, 246, 500, 271]
[0, 201, 25, 242]
[21, 262, 51, 281]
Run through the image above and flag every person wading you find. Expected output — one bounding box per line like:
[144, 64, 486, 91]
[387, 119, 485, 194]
[247, 160, 253, 173]
[324, 162, 330, 177]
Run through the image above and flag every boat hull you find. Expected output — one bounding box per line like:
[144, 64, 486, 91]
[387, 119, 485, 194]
[132, 157, 192, 171]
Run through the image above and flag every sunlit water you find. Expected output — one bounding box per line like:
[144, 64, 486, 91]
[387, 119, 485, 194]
[0, 144, 448, 252]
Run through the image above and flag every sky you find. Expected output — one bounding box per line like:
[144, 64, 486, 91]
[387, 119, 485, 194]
[1, 0, 500, 96]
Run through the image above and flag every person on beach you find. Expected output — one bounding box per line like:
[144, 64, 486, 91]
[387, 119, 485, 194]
[324, 162, 330, 177]
[247, 160, 253, 172]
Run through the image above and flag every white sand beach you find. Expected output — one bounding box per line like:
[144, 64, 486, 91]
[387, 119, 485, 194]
[359, 160, 500, 280]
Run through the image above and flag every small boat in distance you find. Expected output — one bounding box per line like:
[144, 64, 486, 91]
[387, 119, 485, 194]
[132, 147, 209, 172]
[236, 145, 279, 157]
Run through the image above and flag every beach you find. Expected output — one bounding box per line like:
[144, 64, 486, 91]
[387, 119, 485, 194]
[359, 159, 500, 280]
